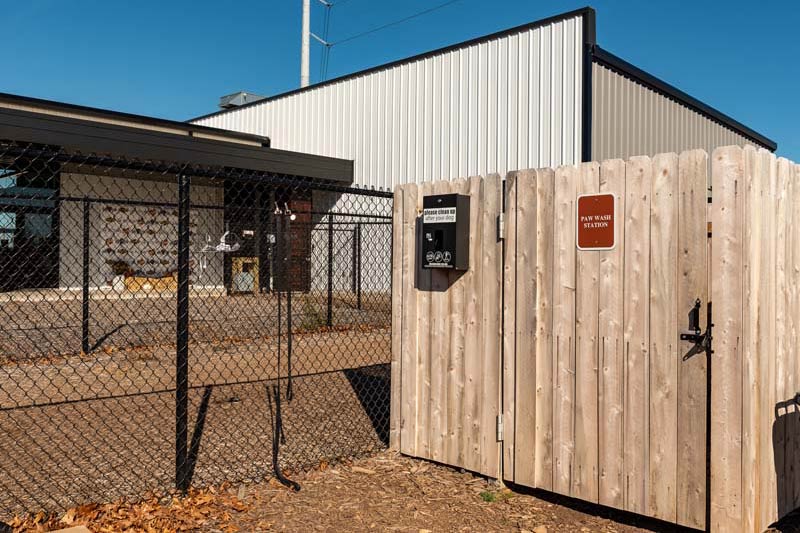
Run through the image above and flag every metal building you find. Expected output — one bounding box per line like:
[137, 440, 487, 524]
[191, 7, 776, 189]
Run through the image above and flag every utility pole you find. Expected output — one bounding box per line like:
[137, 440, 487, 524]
[300, 0, 310, 87]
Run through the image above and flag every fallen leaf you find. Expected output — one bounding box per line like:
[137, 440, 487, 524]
[60, 507, 77, 525]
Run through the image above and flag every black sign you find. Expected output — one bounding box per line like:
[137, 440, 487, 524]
[421, 193, 469, 270]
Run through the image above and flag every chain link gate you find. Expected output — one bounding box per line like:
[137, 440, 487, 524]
[0, 141, 393, 517]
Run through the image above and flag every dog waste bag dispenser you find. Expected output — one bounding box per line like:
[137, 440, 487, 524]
[421, 193, 469, 270]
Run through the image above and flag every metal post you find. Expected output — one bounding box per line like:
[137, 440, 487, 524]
[356, 222, 362, 310]
[258, 186, 271, 293]
[351, 227, 357, 294]
[176, 173, 191, 492]
[300, 0, 310, 87]
[704, 301, 713, 530]
[327, 216, 333, 327]
[275, 206, 284, 291]
[286, 212, 293, 400]
[81, 198, 90, 355]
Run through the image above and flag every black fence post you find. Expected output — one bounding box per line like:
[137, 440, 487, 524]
[176, 172, 191, 493]
[259, 186, 272, 293]
[327, 216, 333, 327]
[81, 198, 90, 355]
[286, 212, 293, 400]
[351, 227, 357, 294]
[356, 222, 362, 311]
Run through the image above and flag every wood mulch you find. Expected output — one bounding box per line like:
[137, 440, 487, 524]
[6, 450, 689, 533]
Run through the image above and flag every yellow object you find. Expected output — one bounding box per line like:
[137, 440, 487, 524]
[231, 257, 259, 293]
[124, 273, 178, 293]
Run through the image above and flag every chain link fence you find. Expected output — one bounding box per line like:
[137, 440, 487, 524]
[0, 141, 393, 516]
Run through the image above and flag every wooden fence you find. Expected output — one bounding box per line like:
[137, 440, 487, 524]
[711, 146, 800, 532]
[390, 175, 503, 477]
[390, 146, 800, 532]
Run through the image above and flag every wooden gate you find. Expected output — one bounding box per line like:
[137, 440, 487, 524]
[391, 176, 503, 478]
[502, 151, 709, 529]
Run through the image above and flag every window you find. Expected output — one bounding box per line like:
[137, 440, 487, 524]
[0, 211, 15, 249]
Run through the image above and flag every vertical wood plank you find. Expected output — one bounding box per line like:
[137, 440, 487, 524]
[792, 163, 800, 514]
[574, 162, 600, 503]
[676, 149, 709, 530]
[462, 175, 484, 474]
[511, 169, 538, 486]
[428, 179, 451, 463]
[623, 156, 651, 515]
[416, 180, 433, 458]
[787, 162, 797, 516]
[446, 178, 470, 467]
[757, 149, 777, 530]
[481, 173, 503, 478]
[775, 157, 792, 521]
[741, 145, 759, 533]
[710, 145, 744, 532]
[553, 165, 578, 496]
[400, 183, 420, 456]
[502, 172, 519, 482]
[533, 168, 556, 491]
[779, 162, 792, 518]
[598, 159, 626, 509]
[648, 152, 679, 522]
[390, 185, 404, 450]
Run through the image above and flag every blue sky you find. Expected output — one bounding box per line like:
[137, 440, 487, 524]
[2, 0, 798, 159]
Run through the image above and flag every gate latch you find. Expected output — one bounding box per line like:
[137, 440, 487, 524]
[681, 298, 713, 360]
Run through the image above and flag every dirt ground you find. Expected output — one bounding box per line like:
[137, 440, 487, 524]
[8, 450, 686, 533]
[228, 451, 664, 533]
[0, 291, 392, 516]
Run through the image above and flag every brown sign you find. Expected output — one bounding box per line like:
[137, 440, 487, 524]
[577, 193, 616, 250]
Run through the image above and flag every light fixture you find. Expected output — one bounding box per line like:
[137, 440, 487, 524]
[284, 203, 296, 221]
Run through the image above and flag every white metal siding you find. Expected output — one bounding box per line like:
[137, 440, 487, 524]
[193, 16, 584, 189]
[591, 61, 753, 161]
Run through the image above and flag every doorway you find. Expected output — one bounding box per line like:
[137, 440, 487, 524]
[0, 161, 59, 292]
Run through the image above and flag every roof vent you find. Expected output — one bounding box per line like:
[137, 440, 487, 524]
[219, 91, 266, 109]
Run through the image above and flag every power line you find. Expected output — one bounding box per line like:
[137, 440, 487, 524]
[330, 0, 464, 47]
[318, 3, 332, 81]
[315, 0, 463, 81]
[317, 0, 354, 81]
[322, 0, 334, 80]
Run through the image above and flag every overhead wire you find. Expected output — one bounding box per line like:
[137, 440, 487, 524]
[318, 2, 332, 81]
[329, 0, 463, 47]
[316, 0, 464, 82]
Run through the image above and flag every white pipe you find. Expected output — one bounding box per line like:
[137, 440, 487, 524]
[300, 0, 310, 88]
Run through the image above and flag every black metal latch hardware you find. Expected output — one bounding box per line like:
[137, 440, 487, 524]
[681, 299, 713, 360]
